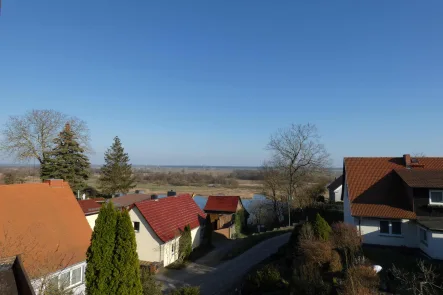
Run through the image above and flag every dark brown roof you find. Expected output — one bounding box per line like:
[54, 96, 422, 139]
[344, 156, 443, 219]
[327, 175, 343, 190]
[0, 182, 92, 278]
[77, 198, 104, 215]
[110, 194, 152, 208]
[395, 169, 443, 188]
[417, 216, 443, 231]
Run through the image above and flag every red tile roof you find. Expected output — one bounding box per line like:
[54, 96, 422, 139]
[77, 198, 104, 215]
[134, 194, 206, 243]
[344, 156, 443, 219]
[111, 194, 153, 208]
[203, 196, 241, 213]
[0, 181, 92, 278]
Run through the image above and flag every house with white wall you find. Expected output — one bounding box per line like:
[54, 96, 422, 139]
[129, 194, 206, 267]
[327, 175, 343, 203]
[0, 179, 92, 295]
[343, 154, 443, 260]
[78, 198, 105, 229]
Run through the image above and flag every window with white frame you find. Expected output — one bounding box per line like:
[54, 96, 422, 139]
[379, 220, 402, 236]
[50, 265, 84, 290]
[429, 190, 443, 205]
[420, 227, 428, 245]
[171, 243, 175, 255]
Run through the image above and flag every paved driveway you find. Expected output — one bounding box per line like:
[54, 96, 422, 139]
[156, 233, 291, 295]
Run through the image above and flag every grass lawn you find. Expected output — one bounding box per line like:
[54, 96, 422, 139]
[222, 228, 293, 260]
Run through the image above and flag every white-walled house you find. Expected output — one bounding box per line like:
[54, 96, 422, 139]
[129, 194, 206, 267]
[343, 154, 443, 260]
[0, 180, 92, 294]
[78, 198, 105, 229]
[327, 175, 343, 203]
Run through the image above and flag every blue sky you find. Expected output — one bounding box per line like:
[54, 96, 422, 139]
[1, 1, 442, 167]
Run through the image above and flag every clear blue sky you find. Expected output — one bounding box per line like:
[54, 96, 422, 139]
[1, 1, 442, 167]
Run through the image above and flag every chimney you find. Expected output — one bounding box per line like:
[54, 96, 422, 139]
[167, 190, 176, 197]
[403, 154, 411, 167]
[151, 194, 158, 200]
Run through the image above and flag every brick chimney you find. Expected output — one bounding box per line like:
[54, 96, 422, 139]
[403, 154, 411, 167]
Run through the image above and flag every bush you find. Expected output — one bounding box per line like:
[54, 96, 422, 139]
[235, 209, 246, 235]
[331, 222, 361, 268]
[299, 239, 332, 266]
[179, 225, 192, 262]
[299, 222, 315, 241]
[169, 286, 200, 295]
[243, 265, 283, 293]
[140, 267, 162, 295]
[342, 266, 379, 295]
[313, 213, 332, 241]
[329, 250, 342, 273]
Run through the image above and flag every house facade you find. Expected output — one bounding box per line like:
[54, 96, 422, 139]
[129, 194, 206, 267]
[327, 175, 343, 203]
[77, 198, 105, 229]
[203, 195, 248, 239]
[343, 154, 443, 260]
[0, 180, 92, 294]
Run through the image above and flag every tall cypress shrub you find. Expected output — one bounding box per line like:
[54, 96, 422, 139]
[86, 202, 117, 295]
[313, 213, 332, 241]
[112, 210, 143, 295]
[179, 225, 192, 262]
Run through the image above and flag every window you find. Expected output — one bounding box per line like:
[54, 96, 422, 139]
[48, 276, 59, 289]
[379, 220, 402, 236]
[420, 228, 428, 245]
[51, 266, 84, 290]
[71, 267, 82, 285]
[133, 222, 140, 232]
[171, 244, 175, 255]
[380, 221, 389, 234]
[430, 190, 443, 204]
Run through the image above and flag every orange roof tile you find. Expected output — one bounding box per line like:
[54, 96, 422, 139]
[0, 182, 92, 278]
[344, 156, 443, 219]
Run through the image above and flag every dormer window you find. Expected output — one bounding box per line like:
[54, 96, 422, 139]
[429, 190, 443, 205]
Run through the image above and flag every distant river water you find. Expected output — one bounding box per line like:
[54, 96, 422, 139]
[193, 194, 266, 211]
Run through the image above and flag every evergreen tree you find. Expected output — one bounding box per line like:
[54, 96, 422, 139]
[112, 210, 143, 295]
[98, 136, 136, 196]
[313, 213, 332, 241]
[86, 202, 118, 295]
[40, 123, 90, 193]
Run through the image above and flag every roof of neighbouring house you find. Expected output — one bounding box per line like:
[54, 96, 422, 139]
[203, 195, 243, 213]
[0, 181, 92, 279]
[327, 175, 343, 191]
[395, 169, 443, 188]
[77, 198, 105, 215]
[134, 194, 206, 243]
[110, 193, 153, 208]
[344, 156, 443, 219]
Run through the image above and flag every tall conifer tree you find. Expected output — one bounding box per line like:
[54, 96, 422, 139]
[40, 123, 90, 193]
[98, 136, 136, 196]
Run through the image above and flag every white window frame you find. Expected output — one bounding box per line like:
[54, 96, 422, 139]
[50, 265, 84, 290]
[429, 190, 443, 205]
[379, 220, 402, 236]
[419, 227, 428, 246]
[133, 221, 140, 233]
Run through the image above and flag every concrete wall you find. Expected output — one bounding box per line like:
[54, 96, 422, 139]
[32, 261, 86, 295]
[129, 208, 163, 263]
[191, 226, 203, 249]
[85, 214, 98, 230]
[420, 229, 443, 260]
[162, 238, 179, 266]
[359, 218, 418, 248]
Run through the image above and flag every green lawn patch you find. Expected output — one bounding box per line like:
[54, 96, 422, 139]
[222, 228, 292, 261]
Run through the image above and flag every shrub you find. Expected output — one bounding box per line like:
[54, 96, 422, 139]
[313, 213, 332, 241]
[235, 209, 245, 235]
[299, 239, 332, 266]
[331, 222, 361, 268]
[168, 286, 200, 295]
[140, 267, 162, 295]
[329, 250, 342, 273]
[244, 265, 283, 293]
[179, 225, 192, 262]
[342, 266, 379, 295]
[299, 222, 315, 241]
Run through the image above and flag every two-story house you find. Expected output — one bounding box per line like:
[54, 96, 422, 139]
[343, 154, 443, 259]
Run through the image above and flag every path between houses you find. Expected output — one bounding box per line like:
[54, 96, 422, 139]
[156, 232, 291, 295]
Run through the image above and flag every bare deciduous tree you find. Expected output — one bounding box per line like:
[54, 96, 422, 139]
[267, 123, 330, 225]
[0, 109, 91, 164]
[391, 260, 443, 295]
[261, 162, 285, 225]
